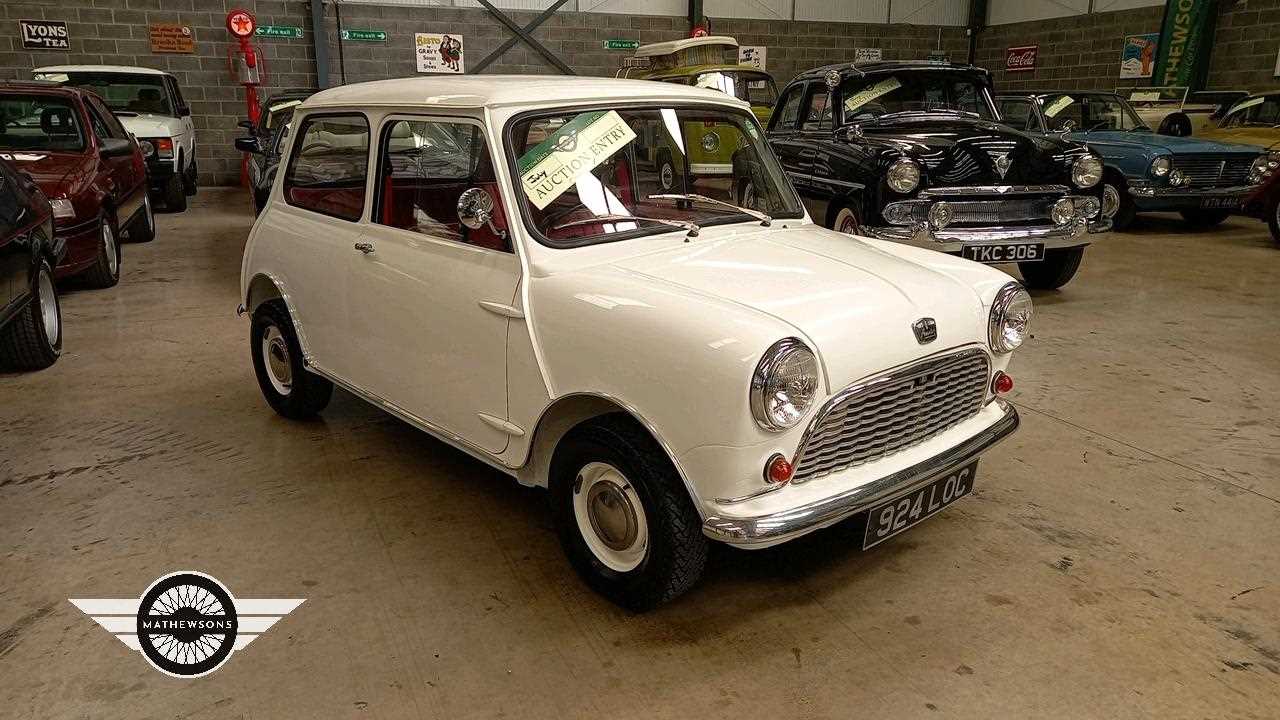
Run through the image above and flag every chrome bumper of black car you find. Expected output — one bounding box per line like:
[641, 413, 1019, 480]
[702, 402, 1020, 547]
[867, 218, 1108, 251]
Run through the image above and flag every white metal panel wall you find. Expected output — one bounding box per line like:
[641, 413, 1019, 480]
[580, 0, 685, 13]
[793, 0, 888, 23]
[705, 0, 792, 19]
[987, 0, 1088, 26]
[1091, 0, 1163, 12]
[889, 0, 968, 25]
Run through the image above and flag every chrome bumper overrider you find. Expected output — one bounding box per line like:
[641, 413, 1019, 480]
[701, 402, 1019, 547]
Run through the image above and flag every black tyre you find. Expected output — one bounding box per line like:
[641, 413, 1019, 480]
[1159, 113, 1192, 137]
[550, 414, 708, 611]
[183, 157, 198, 196]
[1019, 246, 1085, 290]
[1179, 209, 1230, 227]
[0, 261, 62, 371]
[128, 193, 156, 243]
[163, 173, 187, 212]
[1267, 195, 1279, 245]
[81, 212, 121, 289]
[250, 300, 333, 419]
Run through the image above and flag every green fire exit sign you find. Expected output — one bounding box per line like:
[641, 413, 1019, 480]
[603, 39, 640, 50]
[256, 25, 303, 39]
[341, 29, 387, 42]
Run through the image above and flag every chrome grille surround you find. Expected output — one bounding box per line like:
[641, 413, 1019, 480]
[1172, 155, 1255, 188]
[790, 348, 991, 483]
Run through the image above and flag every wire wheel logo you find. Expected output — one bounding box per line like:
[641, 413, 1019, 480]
[137, 573, 238, 677]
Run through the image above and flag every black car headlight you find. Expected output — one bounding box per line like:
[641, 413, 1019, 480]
[988, 283, 1033, 354]
[751, 338, 819, 432]
[1071, 155, 1102, 188]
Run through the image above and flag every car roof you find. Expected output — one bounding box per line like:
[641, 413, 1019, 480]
[0, 80, 90, 98]
[33, 64, 172, 77]
[793, 60, 988, 83]
[300, 75, 747, 110]
[997, 90, 1120, 99]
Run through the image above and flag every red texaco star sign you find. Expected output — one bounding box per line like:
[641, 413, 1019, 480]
[226, 9, 256, 38]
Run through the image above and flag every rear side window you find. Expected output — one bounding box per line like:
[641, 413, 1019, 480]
[802, 88, 832, 131]
[998, 99, 1035, 131]
[375, 118, 509, 252]
[283, 114, 369, 221]
[772, 85, 804, 130]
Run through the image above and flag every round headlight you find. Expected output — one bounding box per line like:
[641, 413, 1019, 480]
[750, 338, 819, 432]
[701, 132, 720, 152]
[886, 158, 921, 194]
[1149, 156, 1171, 177]
[1071, 155, 1102, 188]
[1050, 197, 1075, 225]
[988, 283, 1034, 354]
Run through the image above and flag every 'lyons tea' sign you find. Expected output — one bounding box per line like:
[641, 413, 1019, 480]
[1005, 45, 1038, 73]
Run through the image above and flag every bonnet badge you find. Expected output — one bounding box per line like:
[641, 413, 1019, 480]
[912, 318, 937, 345]
[991, 152, 1013, 179]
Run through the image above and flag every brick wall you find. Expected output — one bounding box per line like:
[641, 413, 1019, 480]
[2, 1, 967, 186]
[976, 1, 1280, 95]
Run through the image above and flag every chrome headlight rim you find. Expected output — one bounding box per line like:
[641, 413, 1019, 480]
[1149, 156, 1171, 178]
[1071, 154, 1103, 188]
[701, 131, 720, 152]
[988, 282, 1033, 354]
[1050, 197, 1076, 225]
[750, 338, 819, 433]
[886, 158, 921, 194]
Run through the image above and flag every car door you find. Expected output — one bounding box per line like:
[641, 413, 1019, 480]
[767, 83, 811, 190]
[792, 83, 840, 225]
[350, 114, 519, 455]
[271, 112, 371, 381]
[84, 95, 144, 220]
[166, 76, 195, 165]
[0, 163, 24, 309]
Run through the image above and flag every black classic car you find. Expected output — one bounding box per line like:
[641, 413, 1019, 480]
[0, 155, 63, 370]
[237, 89, 315, 214]
[766, 61, 1110, 290]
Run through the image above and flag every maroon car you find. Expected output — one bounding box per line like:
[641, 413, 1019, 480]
[1241, 165, 1280, 244]
[0, 81, 154, 289]
[0, 155, 63, 370]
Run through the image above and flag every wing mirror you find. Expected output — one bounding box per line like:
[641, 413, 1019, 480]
[99, 137, 133, 158]
[457, 187, 507, 240]
[1057, 119, 1077, 133]
[234, 136, 263, 154]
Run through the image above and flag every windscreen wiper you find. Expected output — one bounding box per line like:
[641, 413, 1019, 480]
[648, 193, 772, 226]
[550, 214, 700, 237]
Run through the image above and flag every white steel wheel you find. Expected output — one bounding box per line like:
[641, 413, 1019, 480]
[834, 206, 860, 234]
[261, 326, 293, 396]
[572, 461, 649, 572]
[38, 266, 59, 348]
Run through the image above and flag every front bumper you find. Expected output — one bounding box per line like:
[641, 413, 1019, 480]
[52, 217, 101, 278]
[866, 218, 1106, 252]
[702, 401, 1019, 547]
[1129, 183, 1261, 211]
[146, 156, 177, 190]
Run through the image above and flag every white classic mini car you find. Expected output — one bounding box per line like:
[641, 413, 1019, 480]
[239, 76, 1031, 609]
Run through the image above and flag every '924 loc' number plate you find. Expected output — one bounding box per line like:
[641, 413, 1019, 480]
[862, 461, 977, 549]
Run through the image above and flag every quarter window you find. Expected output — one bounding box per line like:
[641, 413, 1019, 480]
[802, 88, 832, 131]
[773, 85, 804, 130]
[375, 118, 509, 252]
[283, 114, 370, 222]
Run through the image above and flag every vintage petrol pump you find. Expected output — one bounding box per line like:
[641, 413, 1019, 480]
[227, 8, 264, 185]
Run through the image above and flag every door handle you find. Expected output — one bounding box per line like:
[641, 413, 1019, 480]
[354, 242, 374, 254]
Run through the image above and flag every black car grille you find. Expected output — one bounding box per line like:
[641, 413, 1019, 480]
[1172, 155, 1255, 188]
[885, 185, 1071, 228]
[791, 351, 991, 482]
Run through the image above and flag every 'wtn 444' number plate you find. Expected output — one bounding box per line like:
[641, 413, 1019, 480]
[862, 461, 977, 549]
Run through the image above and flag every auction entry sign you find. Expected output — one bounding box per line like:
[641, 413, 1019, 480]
[416, 33, 465, 74]
[19, 20, 70, 50]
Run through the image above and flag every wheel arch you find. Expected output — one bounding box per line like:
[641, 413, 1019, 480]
[517, 393, 704, 517]
[244, 272, 314, 360]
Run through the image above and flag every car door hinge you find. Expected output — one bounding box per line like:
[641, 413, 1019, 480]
[477, 413, 524, 437]
[478, 301, 524, 319]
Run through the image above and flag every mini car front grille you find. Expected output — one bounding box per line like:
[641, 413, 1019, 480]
[1173, 155, 1255, 188]
[790, 350, 991, 482]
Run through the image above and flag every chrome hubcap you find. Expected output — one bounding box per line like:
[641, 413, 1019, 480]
[262, 326, 292, 395]
[573, 462, 647, 572]
[102, 221, 117, 275]
[836, 209, 858, 234]
[660, 162, 674, 191]
[38, 268, 58, 346]
[1101, 185, 1121, 219]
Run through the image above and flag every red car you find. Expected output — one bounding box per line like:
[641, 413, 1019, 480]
[0, 81, 154, 289]
[0, 155, 63, 370]
[1241, 163, 1280, 244]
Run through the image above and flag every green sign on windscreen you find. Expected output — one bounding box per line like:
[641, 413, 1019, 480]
[256, 25, 303, 39]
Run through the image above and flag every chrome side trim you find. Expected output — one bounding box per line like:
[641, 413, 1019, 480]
[702, 402, 1019, 547]
[306, 362, 519, 474]
[478, 412, 525, 437]
[478, 301, 525, 319]
[919, 185, 1069, 197]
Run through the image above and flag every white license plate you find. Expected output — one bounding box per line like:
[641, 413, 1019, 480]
[963, 243, 1044, 264]
[862, 461, 977, 549]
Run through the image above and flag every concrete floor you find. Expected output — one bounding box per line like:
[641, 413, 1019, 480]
[1, 188, 1277, 719]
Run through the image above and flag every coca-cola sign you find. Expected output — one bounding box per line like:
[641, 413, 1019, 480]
[1006, 45, 1038, 72]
